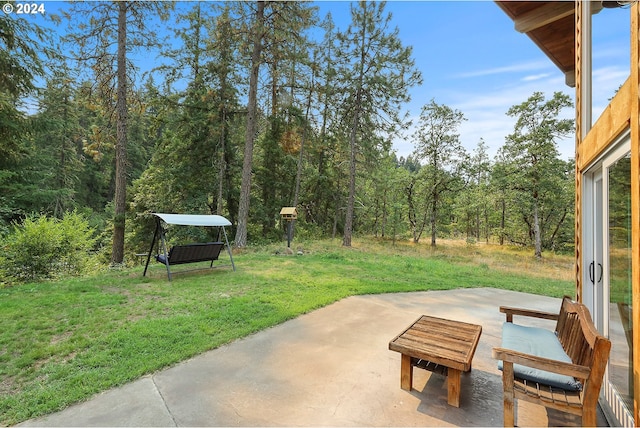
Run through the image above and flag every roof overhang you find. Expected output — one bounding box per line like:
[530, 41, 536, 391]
[153, 213, 232, 227]
[495, 1, 604, 87]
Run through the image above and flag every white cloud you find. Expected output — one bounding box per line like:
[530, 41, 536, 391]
[395, 29, 630, 163]
[522, 73, 553, 82]
[452, 60, 550, 79]
[396, 62, 579, 161]
[455, 80, 576, 160]
[592, 66, 629, 106]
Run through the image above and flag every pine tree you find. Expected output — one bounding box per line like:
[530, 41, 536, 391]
[336, 0, 421, 247]
[235, 1, 266, 248]
[0, 12, 52, 224]
[32, 62, 84, 217]
[62, 1, 172, 264]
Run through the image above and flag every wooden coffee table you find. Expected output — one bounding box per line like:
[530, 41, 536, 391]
[388, 315, 482, 407]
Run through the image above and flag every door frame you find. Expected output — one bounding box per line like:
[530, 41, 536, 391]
[582, 128, 633, 427]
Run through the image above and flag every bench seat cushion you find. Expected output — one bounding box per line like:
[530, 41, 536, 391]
[499, 322, 582, 391]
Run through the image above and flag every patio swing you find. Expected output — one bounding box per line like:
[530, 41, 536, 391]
[143, 213, 236, 281]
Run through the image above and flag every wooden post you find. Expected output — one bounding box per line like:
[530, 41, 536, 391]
[447, 368, 461, 407]
[502, 361, 515, 427]
[630, 3, 640, 423]
[400, 354, 412, 391]
[574, 0, 583, 303]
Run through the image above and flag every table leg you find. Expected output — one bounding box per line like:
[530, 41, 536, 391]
[400, 354, 413, 391]
[447, 368, 461, 407]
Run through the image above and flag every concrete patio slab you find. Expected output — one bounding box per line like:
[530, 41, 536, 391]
[17, 288, 606, 427]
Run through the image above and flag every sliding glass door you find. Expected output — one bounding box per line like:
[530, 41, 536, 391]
[583, 132, 634, 427]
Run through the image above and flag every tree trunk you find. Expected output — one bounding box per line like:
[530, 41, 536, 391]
[500, 198, 506, 245]
[111, 0, 127, 265]
[484, 208, 490, 244]
[343, 107, 358, 247]
[235, 1, 265, 248]
[548, 207, 568, 249]
[216, 107, 226, 214]
[381, 190, 387, 237]
[406, 179, 421, 243]
[343, 13, 367, 248]
[215, 55, 229, 214]
[291, 69, 314, 239]
[430, 193, 438, 247]
[533, 199, 542, 259]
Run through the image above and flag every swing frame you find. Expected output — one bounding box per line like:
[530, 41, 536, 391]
[143, 213, 236, 281]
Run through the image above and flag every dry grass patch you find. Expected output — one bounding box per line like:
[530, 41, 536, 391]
[372, 238, 575, 281]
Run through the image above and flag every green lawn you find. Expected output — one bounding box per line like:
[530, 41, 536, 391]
[0, 238, 574, 425]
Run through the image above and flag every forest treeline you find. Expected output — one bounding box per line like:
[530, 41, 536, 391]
[1, 1, 576, 276]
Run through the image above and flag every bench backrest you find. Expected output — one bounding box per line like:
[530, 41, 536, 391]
[554, 297, 611, 401]
[167, 242, 224, 265]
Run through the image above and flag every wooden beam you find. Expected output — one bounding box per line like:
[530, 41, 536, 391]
[577, 78, 631, 169]
[565, 69, 575, 87]
[513, 1, 603, 34]
[514, 2, 575, 33]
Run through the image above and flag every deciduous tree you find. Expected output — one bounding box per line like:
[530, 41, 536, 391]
[411, 100, 467, 246]
[499, 91, 574, 258]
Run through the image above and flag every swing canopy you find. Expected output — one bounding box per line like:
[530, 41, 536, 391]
[153, 213, 232, 227]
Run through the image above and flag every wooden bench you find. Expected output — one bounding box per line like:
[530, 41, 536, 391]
[492, 296, 611, 427]
[156, 242, 224, 280]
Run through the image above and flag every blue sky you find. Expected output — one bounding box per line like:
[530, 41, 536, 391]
[14, 1, 631, 161]
[315, 1, 630, 161]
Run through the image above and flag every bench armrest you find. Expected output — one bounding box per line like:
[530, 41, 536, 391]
[499, 306, 559, 323]
[492, 347, 591, 380]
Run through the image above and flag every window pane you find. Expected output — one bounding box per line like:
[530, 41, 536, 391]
[608, 152, 633, 412]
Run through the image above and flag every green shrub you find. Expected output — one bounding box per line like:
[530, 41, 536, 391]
[292, 222, 325, 241]
[0, 211, 98, 284]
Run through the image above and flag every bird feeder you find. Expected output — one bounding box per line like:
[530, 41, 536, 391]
[280, 207, 298, 220]
[280, 207, 298, 247]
